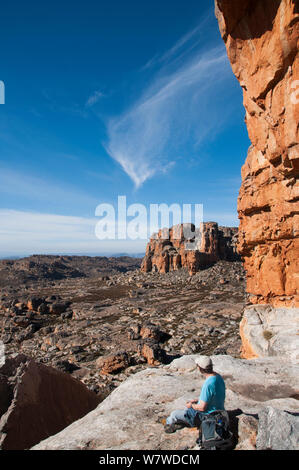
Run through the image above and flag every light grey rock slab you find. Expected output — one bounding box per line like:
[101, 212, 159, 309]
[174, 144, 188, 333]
[33, 354, 299, 450]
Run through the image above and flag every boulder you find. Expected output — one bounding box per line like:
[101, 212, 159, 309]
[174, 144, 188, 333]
[240, 305, 299, 360]
[137, 340, 166, 366]
[180, 337, 203, 354]
[235, 414, 258, 450]
[96, 351, 130, 375]
[0, 353, 100, 450]
[49, 302, 70, 315]
[37, 303, 50, 315]
[140, 323, 168, 343]
[256, 407, 299, 450]
[128, 325, 141, 340]
[27, 297, 44, 311]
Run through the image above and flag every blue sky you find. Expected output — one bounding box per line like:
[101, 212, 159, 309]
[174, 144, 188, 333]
[0, 0, 250, 256]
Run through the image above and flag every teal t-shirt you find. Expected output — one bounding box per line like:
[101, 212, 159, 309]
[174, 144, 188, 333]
[199, 374, 225, 413]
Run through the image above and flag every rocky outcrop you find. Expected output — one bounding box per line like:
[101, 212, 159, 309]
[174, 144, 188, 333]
[215, 0, 299, 307]
[0, 352, 100, 450]
[215, 0, 299, 360]
[141, 223, 239, 275]
[32, 354, 299, 450]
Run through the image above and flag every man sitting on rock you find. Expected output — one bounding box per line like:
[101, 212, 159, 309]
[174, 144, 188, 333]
[164, 356, 226, 433]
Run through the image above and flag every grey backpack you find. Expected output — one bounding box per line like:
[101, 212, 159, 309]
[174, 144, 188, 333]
[197, 410, 233, 450]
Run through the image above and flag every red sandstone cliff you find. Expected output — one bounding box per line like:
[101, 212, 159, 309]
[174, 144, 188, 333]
[141, 222, 239, 275]
[215, 0, 299, 308]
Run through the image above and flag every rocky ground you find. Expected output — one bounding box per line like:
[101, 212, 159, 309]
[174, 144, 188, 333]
[33, 354, 299, 450]
[0, 256, 246, 401]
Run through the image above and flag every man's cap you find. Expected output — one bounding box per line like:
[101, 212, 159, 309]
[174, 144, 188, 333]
[194, 356, 213, 369]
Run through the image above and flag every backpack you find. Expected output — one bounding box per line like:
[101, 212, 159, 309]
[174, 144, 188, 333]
[196, 410, 233, 450]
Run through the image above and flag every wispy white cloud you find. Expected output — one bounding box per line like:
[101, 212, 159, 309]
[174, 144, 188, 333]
[0, 209, 147, 256]
[106, 17, 235, 188]
[141, 13, 211, 71]
[0, 210, 96, 238]
[85, 90, 104, 108]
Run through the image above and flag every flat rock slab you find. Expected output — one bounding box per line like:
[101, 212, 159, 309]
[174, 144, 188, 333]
[32, 354, 299, 450]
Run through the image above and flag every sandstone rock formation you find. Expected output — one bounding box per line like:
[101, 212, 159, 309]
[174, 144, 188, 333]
[0, 352, 100, 450]
[215, 0, 299, 307]
[141, 223, 239, 275]
[215, 0, 299, 359]
[32, 354, 299, 450]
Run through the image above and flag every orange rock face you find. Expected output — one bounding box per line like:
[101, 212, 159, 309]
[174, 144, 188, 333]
[215, 0, 299, 307]
[141, 222, 239, 275]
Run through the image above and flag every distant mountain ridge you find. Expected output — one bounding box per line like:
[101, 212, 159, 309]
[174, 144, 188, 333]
[0, 253, 145, 260]
[0, 254, 142, 287]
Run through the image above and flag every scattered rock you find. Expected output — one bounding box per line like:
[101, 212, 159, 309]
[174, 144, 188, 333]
[128, 325, 141, 340]
[37, 303, 49, 315]
[0, 259, 246, 399]
[49, 302, 70, 315]
[132, 307, 143, 314]
[137, 340, 166, 366]
[96, 351, 130, 375]
[180, 338, 203, 354]
[140, 323, 168, 343]
[235, 414, 258, 450]
[27, 297, 44, 311]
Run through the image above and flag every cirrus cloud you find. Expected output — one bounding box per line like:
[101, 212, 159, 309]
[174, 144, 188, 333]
[106, 16, 236, 188]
